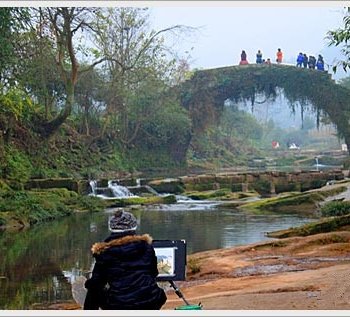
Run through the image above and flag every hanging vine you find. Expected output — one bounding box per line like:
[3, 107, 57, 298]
[180, 63, 350, 153]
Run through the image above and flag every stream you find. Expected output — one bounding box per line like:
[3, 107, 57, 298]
[0, 194, 315, 309]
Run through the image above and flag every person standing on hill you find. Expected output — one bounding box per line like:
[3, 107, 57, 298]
[308, 56, 316, 69]
[239, 50, 249, 65]
[303, 54, 308, 68]
[316, 55, 325, 71]
[276, 48, 283, 63]
[83, 210, 167, 310]
[256, 50, 263, 64]
[296, 52, 304, 67]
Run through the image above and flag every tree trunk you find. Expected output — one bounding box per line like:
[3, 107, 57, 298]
[39, 81, 74, 138]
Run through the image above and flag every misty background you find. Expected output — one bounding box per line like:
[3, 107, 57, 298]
[149, 4, 348, 148]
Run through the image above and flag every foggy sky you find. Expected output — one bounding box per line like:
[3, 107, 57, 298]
[149, 4, 346, 70]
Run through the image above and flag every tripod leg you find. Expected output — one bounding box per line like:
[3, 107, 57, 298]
[169, 280, 190, 306]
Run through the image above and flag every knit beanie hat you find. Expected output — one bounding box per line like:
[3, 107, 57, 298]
[108, 210, 137, 233]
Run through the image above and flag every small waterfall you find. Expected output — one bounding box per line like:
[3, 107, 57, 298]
[89, 180, 97, 195]
[313, 156, 327, 171]
[108, 180, 136, 198]
[89, 180, 137, 199]
[144, 185, 159, 196]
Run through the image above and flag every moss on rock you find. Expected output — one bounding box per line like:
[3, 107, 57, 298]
[239, 186, 347, 214]
[267, 214, 350, 238]
[0, 189, 106, 231]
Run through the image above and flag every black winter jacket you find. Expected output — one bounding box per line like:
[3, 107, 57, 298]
[84, 233, 167, 310]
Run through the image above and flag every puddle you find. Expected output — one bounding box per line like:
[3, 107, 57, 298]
[232, 264, 304, 277]
[232, 256, 350, 277]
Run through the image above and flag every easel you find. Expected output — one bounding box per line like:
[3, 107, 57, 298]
[169, 280, 202, 310]
[169, 280, 190, 305]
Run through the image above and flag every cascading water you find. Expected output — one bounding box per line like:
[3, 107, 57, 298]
[108, 180, 136, 198]
[89, 180, 137, 199]
[89, 180, 97, 195]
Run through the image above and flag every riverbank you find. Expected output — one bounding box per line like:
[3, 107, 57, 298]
[47, 229, 350, 311]
[162, 230, 350, 310]
[161, 181, 350, 310]
[39, 180, 350, 311]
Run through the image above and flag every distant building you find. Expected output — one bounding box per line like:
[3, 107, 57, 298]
[289, 143, 300, 150]
[272, 141, 280, 149]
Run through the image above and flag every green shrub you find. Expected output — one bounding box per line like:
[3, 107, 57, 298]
[2, 146, 32, 187]
[321, 201, 350, 217]
[66, 195, 106, 213]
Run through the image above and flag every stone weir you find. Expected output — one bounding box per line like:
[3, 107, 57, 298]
[147, 170, 345, 196]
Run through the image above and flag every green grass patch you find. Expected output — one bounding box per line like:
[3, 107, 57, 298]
[239, 186, 347, 214]
[321, 200, 350, 217]
[186, 188, 233, 200]
[267, 214, 350, 238]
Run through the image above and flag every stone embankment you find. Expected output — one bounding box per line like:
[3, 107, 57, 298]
[23, 170, 345, 197]
[148, 170, 345, 196]
[25, 178, 91, 194]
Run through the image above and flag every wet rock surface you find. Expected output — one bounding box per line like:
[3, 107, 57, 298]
[163, 231, 350, 310]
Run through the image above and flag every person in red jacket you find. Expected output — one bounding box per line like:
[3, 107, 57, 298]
[239, 50, 249, 65]
[276, 48, 283, 64]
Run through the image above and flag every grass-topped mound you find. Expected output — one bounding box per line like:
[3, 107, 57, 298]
[266, 214, 350, 238]
[0, 189, 106, 231]
[238, 186, 347, 215]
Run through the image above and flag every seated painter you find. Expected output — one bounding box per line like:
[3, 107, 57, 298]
[83, 210, 167, 310]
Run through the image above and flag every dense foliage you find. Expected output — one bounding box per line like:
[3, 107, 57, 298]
[0, 188, 106, 228]
[327, 7, 350, 73]
[180, 64, 350, 156]
[0, 7, 195, 184]
[1, 6, 349, 187]
[321, 200, 350, 217]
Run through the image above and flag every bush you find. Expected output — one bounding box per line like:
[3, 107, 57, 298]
[321, 200, 350, 217]
[2, 146, 32, 187]
[188, 257, 201, 274]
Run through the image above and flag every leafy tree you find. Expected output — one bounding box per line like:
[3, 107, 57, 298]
[74, 66, 106, 136]
[338, 75, 350, 88]
[28, 7, 105, 137]
[220, 106, 263, 142]
[0, 87, 35, 145]
[327, 7, 350, 73]
[93, 7, 190, 147]
[14, 28, 65, 120]
[0, 8, 30, 84]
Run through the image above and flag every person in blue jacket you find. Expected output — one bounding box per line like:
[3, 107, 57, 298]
[316, 54, 325, 71]
[84, 210, 167, 310]
[296, 52, 304, 67]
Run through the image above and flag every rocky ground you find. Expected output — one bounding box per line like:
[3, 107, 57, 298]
[163, 231, 350, 311]
[54, 230, 350, 312]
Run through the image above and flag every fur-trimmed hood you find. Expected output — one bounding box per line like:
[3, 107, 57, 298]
[91, 234, 153, 255]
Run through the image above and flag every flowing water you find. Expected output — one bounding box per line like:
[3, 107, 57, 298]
[0, 195, 314, 309]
